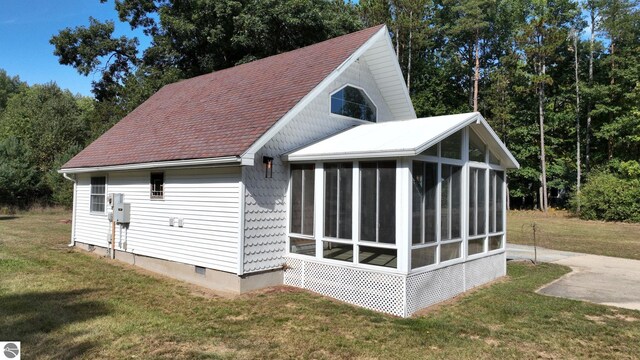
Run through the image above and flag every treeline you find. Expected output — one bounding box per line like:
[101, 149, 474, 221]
[0, 71, 104, 209]
[360, 0, 640, 217]
[1, 0, 639, 221]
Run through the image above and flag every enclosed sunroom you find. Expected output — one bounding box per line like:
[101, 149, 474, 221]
[281, 112, 519, 317]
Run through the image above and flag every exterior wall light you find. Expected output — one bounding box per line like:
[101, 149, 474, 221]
[263, 156, 274, 178]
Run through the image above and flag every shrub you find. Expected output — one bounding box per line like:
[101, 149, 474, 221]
[573, 170, 640, 222]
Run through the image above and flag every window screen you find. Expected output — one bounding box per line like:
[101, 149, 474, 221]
[290, 164, 315, 236]
[324, 163, 352, 239]
[360, 161, 396, 244]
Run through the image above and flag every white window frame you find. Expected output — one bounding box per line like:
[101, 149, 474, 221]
[287, 163, 317, 257]
[150, 172, 165, 200]
[89, 175, 107, 215]
[328, 84, 378, 123]
[465, 127, 507, 261]
[286, 158, 405, 273]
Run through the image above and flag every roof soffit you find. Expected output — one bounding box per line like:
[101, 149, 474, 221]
[361, 32, 416, 120]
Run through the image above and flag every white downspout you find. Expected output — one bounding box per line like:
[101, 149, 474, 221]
[62, 173, 78, 247]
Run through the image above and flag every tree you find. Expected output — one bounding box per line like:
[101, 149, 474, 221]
[0, 83, 91, 172]
[51, 0, 362, 104]
[0, 83, 93, 205]
[518, 0, 579, 211]
[51, 17, 140, 102]
[0, 137, 39, 207]
[593, 0, 640, 161]
[0, 70, 25, 111]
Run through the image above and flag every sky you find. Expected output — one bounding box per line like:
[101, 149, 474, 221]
[0, 0, 150, 96]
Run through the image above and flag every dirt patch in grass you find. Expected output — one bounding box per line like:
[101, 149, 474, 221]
[586, 313, 640, 324]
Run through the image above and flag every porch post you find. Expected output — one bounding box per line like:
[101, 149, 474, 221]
[314, 162, 324, 259]
[396, 158, 411, 274]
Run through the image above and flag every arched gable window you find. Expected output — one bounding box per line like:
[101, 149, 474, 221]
[330, 85, 377, 122]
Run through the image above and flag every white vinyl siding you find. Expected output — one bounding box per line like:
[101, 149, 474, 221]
[74, 167, 241, 273]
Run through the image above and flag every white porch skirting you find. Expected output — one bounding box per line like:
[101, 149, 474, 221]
[283, 252, 506, 317]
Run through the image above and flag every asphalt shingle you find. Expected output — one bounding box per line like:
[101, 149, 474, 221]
[62, 25, 384, 169]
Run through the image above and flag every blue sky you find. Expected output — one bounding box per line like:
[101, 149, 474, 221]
[0, 0, 150, 96]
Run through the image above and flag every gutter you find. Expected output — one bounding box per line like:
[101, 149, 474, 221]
[62, 173, 78, 247]
[59, 155, 251, 174]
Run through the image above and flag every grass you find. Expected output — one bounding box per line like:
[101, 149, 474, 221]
[508, 209, 640, 260]
[1, 210, 639, 359]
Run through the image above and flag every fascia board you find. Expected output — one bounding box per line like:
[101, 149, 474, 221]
[286, 150, 415, 162]
[59, 156, 243, 174]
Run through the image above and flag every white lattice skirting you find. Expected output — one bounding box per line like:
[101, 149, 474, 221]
[284, 252, 506, 317]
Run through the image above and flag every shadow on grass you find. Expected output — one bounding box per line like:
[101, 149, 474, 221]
[0, 216, 19, 220]
[0, 288, 111, 358]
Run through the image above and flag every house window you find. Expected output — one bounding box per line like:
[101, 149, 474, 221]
[150, 172, 164, 199]
[324, 163, 352, 239]
[90, 176, 106, 213]
[290, 164, 315, 236]
[330, 86, 376, 122]
[360, 161, 396, 244]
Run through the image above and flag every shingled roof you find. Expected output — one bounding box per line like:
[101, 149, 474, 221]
[62, 25, 385, 170]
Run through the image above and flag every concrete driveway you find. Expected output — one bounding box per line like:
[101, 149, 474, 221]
[507, 244, 640, 311]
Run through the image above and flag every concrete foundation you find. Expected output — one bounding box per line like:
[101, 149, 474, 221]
[75, 241, 283, 294]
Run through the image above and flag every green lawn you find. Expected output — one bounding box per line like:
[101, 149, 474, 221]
[507, 209, 640, 260]
[1, 210, 640, 359]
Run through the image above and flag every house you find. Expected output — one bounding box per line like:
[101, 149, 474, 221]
[60, 25, 519, 317]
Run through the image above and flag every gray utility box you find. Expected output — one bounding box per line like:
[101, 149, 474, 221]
[115, 203, 131, 224]
[109, 193, 130, 224]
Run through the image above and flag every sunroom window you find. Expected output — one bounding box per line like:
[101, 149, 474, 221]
[441, 164, 462, 241]
[359, 161, 397, 268]
[360, 161, 396, 244]
[330, 86, 376, 122]
[440, 130, 463, 159]
[489, 170, 504, 233]
[469, 168, 487, 237]
[290, 164, 315, 236]
[324, 163, 352, 239]
[412, 161, 438, 245]
[411, 161, 438, 268]
[290, 164, 315, 256]
[468, 130, 486, 162]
